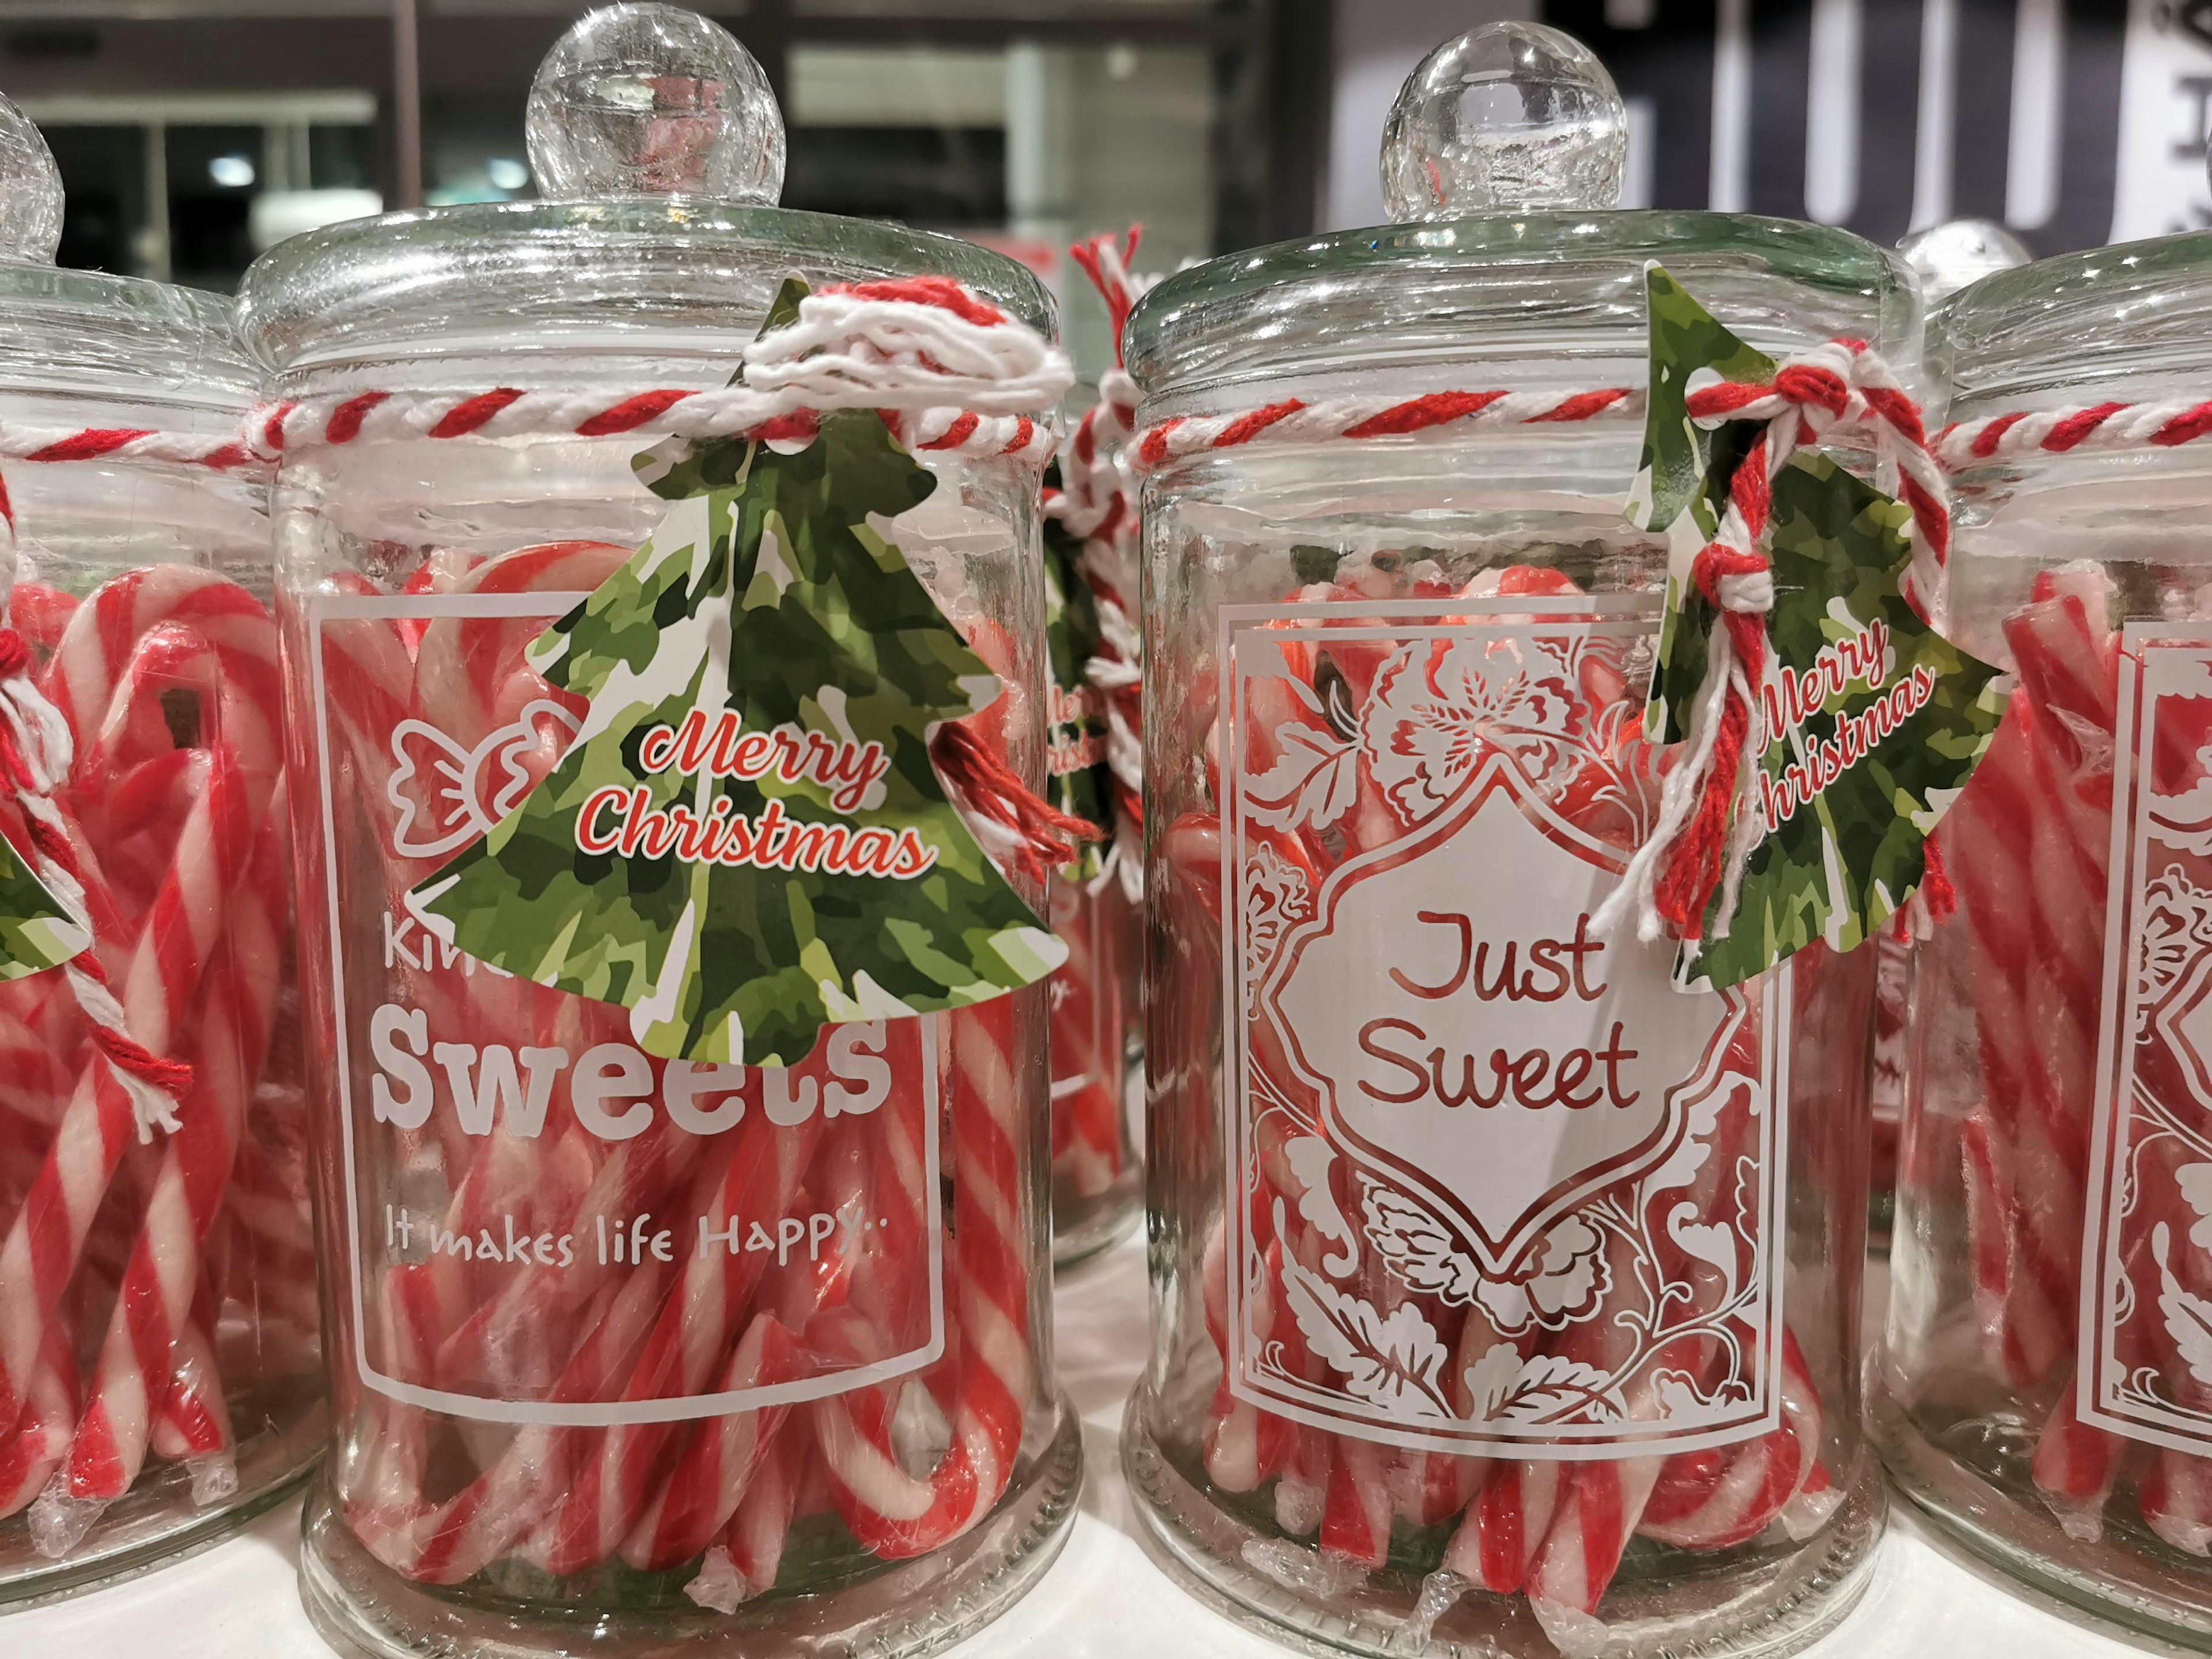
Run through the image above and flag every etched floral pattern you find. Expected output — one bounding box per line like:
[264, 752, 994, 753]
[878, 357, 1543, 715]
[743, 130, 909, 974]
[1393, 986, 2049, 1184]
[1241, 840, 1311, 1018]
[1360, 1184, 1611, 1335]
[1362, 634, 1585, 822]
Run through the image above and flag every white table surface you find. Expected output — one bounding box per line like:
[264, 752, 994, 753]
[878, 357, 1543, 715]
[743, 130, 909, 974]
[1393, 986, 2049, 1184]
[2, 1234, 2175, 1659]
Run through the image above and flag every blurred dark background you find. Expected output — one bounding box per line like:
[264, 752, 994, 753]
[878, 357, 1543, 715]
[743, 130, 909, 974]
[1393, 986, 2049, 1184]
[6, 1, 2209, 322]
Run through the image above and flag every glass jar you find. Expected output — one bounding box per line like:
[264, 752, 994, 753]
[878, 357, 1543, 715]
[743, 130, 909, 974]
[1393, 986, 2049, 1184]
[234, 11, 1080, 1656]
[1876, 226, 2212, 1642]
[1123, 26, 1902, 1658]
[0, 100, 321, 1602]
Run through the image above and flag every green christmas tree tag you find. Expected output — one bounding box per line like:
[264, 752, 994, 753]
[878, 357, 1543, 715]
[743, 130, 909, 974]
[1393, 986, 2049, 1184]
[1633, 264, 2006, 991]
[410, 279, 1067, 1067]
[1039, 472, 1115, 882]
[0, 829, 86, 983]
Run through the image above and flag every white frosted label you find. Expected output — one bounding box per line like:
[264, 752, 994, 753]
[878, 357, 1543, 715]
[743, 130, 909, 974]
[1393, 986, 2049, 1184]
[2083, 630, 2212, 1455]
[1220, 596, 1789, 1458]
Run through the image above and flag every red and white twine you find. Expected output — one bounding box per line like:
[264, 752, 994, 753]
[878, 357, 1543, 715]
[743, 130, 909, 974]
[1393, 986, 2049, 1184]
[1937, 395, 2212, 470]
[31, 297, 2212, 963]
[1131, 385, 1642, 471]
[1052, 232, 1149, 545]
[1124, 339, 1948, 948]
[1047, 229, 1156, 888]
[248, 277, 1070, 467]
[249, 388, 1058, 467]
[0, 425, 256, 483]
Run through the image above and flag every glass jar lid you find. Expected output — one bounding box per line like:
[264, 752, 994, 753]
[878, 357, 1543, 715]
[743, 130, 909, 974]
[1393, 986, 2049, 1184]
[0, 94, 253, 415]
[1936, 230, 2212, 415]
[237, 3, 1052, 380]
[1127, 23, 1912, 409]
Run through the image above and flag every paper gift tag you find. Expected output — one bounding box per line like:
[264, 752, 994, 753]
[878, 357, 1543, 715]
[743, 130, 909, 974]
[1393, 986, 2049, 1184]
[409, 280, 1065, 1067]
[1634, 265, 2006, 991]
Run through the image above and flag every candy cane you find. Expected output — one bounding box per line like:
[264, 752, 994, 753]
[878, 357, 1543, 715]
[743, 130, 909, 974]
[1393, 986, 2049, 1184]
[0, 1326, 75, 1521]
[722, 1415, 809, 1601]
[538, 1112, 824, 1575]
[1445, 1461, 1562, 1595]
[48, 743, 286, 1522]
[0, 547, 308, 1560]
[816, 999, 1035, 1558]
[685, 1416, 809, 1611]
[616, 1309, 802, 1572]
[1198, 1223, 1294, 1493]
[2031, 1378, 2127, 1541]
[1048, 879, 1124, 1202]
[0, 580, 276, 1460]
[247, 281, 1071, 471]
[1638, 1336, 1824, 1550]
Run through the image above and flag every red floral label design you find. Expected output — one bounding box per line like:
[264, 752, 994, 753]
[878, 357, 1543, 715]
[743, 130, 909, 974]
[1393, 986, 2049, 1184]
[1221, 595, 1790, 1457]
[2084, 630, 2212, 1453]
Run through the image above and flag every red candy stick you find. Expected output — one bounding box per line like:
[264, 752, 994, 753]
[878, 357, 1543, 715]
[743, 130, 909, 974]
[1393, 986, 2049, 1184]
[0, 565, 310, 1556]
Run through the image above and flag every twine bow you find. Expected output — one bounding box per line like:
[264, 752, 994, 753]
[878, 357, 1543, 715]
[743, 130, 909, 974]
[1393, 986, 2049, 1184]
[1596, 339, 1950, 948]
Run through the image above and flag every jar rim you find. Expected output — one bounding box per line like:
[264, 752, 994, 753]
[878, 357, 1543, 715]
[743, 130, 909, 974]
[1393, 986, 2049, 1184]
[1937, 228, 2212, 408]
[1127, 210, 1912, 402]
[0, 257, 255, 411]
[237, 198, 1058, 376]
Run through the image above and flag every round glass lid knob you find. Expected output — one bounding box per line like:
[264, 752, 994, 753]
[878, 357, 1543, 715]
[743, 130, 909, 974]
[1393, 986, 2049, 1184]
[1897, 218, 2032, 303]
[526, 2, 786, 203]
[1380, 21, 1628, 221]
[0, 94, 63, 265]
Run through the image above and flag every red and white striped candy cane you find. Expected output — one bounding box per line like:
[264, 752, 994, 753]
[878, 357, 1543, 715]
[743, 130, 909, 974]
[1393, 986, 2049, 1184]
[618, 1310, 804, 1572]
[685, 1414, 810, 1611]
[1638, 1335, 1824, 1551]
[2031, 1380, 2127, 1541]
[538, 1112, 824, 1575]
[48, 705, 287, 1521]
[0, 577, 278, 1465]
[815, 999, 1036, 1558]
[0, 1327, 75, 1521]
[722, 1415, 809, 1601]
[1444, 1461, 1563, 1596]
[1047, 878, 1124, 1202]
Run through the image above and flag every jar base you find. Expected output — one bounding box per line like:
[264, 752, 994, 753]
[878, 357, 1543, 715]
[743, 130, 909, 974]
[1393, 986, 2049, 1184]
[1875, 1380, 2212, 1649]
[298, 1388, 1084, 1659]
[1052, 1177, 1142, 1270]
[1122, 1384, 1883, 1659]
[0, 1384, 323, 1609]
